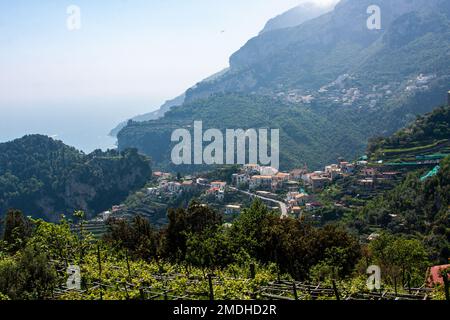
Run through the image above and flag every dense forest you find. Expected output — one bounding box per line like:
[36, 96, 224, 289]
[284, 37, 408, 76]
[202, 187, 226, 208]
[0, 135, 152, 221]
[118, 93, 372, 171]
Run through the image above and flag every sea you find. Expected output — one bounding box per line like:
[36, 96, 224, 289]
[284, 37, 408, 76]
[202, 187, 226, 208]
[0, 97, 160, 153]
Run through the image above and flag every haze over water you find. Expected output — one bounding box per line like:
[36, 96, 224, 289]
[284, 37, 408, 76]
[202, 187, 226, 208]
[0, 98, 158, 153]
[0, 0, 334, 152]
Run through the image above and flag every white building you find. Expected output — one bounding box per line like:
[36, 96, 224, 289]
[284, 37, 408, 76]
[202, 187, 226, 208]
[225, 205, 241, 215]
[167, 182, 182, 193]
[325, 164, 342, 180]
[211, 181, 227, 191]
[250, 175, 273, 190]
[259, 166, 279, 176]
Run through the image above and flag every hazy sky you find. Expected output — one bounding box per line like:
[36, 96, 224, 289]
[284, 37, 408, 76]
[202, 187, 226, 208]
[0, 0, 338, 106]
[0, 0, 338, 151]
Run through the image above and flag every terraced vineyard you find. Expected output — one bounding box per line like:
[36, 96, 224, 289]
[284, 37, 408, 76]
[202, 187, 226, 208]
[369, 106, 450, 166]
[53, 257, 442, 301]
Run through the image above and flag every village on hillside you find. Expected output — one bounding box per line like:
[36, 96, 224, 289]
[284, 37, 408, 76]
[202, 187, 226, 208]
[277, 73, 438, 111]
[88, 145, 447, 238]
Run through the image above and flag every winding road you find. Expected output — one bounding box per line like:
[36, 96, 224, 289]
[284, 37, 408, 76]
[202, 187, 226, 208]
[198, 181, 289, 218]
[229, 187, 289, 219]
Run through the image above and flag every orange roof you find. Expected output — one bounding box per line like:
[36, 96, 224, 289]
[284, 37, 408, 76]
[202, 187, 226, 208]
[276, 172, 290, 176]
[253, 175, 273, 179]
[311, 176, 328, 180]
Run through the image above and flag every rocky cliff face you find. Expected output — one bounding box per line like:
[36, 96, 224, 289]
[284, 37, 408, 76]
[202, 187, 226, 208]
[260, 1, 335, 34]
[185, 0, 449, 102]
[118, 0, 450, 171]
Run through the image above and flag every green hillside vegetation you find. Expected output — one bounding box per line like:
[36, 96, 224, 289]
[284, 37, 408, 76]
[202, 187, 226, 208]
[368, 106, 450, 162]
[307, 106, 449, 265]
[353, 155, 450, 264]
[0, 135, 152, 221]
[118, 93, 371, 171]
[318, 106, 450, 263]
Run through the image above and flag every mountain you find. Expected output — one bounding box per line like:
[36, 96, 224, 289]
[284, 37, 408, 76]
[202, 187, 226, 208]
[186, 0, 450, 101]
[109, 69, 229, 137]
[109, 2, 334, 137]
[109, 94, 186, 137]
[118, 93, 371, 171]
[0, 135, 152, 221]
[260, 1, 336, 34]
[117, 0, 450, 171]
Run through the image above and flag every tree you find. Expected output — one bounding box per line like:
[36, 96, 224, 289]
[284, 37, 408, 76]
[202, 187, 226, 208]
[0, 244, 57, 300]
[230, 200, 361, 280]
[369, 233, 429, 287]
[229, 199, 271, 259]
[104, 216, 158, 261]
[27, 217, 78, 265]
[160, 201, 223, 261]
[185, 226, 233, 270]
[1, 210, 32, 253]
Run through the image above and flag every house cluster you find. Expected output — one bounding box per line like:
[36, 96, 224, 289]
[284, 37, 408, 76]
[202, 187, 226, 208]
[147, 171, 196, 197]
[206, 181, 227, 201]
[314, 73, 401, 110]
[300, 159, 355, 192]
[405, 73, 435, 93]
[98, 204, 126, 222]
[356, 167, 401, 189]
[285, 190, 314, 215]
[275, 72, 402, 111]
[232, 164, 294, 191]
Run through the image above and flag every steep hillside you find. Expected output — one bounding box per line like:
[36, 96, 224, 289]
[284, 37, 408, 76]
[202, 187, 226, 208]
[110, 2, 335, 138]
[362, 106, 449, 263]
[0, 135, 152, 221]
[109, 94, 186, 137]
[359, 154, 450, 263]
[260, 1, 335, 34]
[118, 94, 371, 171]
[186, 0, 450, 102]
[368, 105, 450, 162]
[118, 0, 450, 171]
[109, 69, 229, 137]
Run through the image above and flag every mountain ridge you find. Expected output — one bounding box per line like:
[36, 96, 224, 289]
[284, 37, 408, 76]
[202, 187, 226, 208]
[117, 0, 450, 171]
[259, 1, 336, 34]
